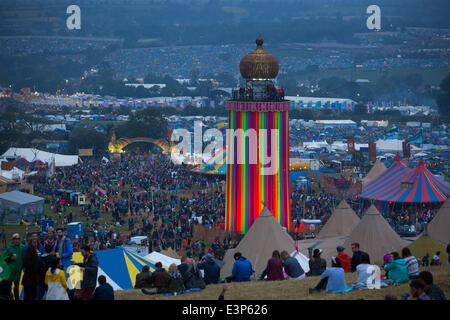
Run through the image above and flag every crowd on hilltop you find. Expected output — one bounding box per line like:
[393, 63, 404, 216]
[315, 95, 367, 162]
[1, 228, 447, 300]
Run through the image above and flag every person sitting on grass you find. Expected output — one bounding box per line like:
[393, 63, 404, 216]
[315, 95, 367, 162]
[134, 265, 152, 289]
[93, 275, 114, 300]
[151, 262, 168, 292]
[401, 247, 419, 280]
[385, 251, 409, 285]
[177, 256, 189, 277]
[164, 263, 185, 294]
[226, 252, 253, 283]
[430, 251, 441, 266]
[309, 257, 348, 293]
[260, 250, 284, 281]
[419, 271, 447, 300]
[281, 251, 305, 280]
[401, 279, 431, 300]
[354, 252, 372, 289]
[307, 249, 326, 276]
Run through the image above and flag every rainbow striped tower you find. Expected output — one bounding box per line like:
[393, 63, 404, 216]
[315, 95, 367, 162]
[225, 38, 291, 233]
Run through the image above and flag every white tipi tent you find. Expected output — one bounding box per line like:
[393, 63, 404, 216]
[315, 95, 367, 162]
[317, 199, 360, 239]
[220, 207, 309, 279]
[343, 205, 407, 263]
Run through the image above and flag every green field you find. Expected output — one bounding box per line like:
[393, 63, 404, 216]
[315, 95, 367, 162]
[293, 67, 450, 85]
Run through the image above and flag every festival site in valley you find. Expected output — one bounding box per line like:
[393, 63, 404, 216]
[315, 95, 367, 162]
[0, 0, 449, 304]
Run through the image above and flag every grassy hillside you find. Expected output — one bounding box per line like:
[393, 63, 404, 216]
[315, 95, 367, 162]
[115, 266, 450, 300]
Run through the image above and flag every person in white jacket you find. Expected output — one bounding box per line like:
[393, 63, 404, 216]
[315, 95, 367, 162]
[45, 258, 69, 300]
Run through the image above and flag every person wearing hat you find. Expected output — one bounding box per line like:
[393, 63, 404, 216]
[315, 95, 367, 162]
[307, 248, 327, 277]
[198, 253, 221, 285]
[0, 233, 25, 300]
[336, 246, 351, 273]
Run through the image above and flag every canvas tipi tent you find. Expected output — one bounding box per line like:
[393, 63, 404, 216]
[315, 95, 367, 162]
[362, 159, 387, 186]
[343, 205, 407, 263]
[317, 199, 360, 239]
[426, 198, 450, 246]
[220, 207, 309, 279]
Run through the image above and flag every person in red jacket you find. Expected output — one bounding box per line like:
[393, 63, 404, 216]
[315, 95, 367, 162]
[336, 246, 351, 273]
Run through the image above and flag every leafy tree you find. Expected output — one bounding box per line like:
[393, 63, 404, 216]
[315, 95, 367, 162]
[68, 127, 108, 158]
[115, 109, 168, 140]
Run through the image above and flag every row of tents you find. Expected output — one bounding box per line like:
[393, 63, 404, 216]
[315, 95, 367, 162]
[309, 197, 449, 264]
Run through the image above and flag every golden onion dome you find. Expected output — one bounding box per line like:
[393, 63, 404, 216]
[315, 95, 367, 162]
[239, 37, 279, 80]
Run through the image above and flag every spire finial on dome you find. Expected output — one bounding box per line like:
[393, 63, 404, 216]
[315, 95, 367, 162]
[256, 37, 264, 47]
[239, 37, 279, 80]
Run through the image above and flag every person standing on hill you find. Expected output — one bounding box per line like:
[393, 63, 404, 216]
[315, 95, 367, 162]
[21, 238, 41, 300]
[76, 245, 98, 300]
[336, 246, 351, 273]
[350, 243, 368, 272]
[55, 228, 73, 277]
[45, 257, 69, 300]
[0, 233, 24, 300]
